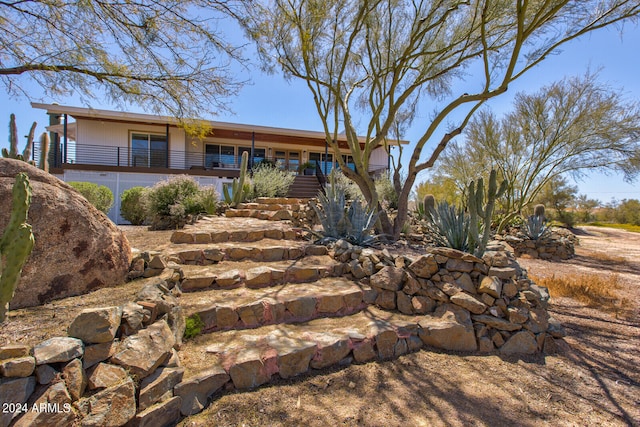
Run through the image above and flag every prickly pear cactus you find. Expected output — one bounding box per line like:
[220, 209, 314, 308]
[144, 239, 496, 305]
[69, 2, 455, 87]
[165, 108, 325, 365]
[0, 173, 35, 322]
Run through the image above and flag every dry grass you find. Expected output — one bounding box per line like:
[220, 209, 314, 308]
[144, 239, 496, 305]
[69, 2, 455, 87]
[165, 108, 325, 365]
[586, 222, 640, 233]
[585, 251, 629, 265]
[532, 273, 631, 316]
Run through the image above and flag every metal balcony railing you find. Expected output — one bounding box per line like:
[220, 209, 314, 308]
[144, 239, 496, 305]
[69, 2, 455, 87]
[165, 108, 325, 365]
[33, 142, 388, 175]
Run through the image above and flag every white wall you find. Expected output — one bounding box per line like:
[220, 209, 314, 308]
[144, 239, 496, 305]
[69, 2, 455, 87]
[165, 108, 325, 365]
[370, 147, 389, 171]
[62, 170, 230, 224]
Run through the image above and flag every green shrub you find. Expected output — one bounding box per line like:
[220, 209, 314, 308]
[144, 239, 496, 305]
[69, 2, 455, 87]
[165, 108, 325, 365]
[68, 181, 114, 214]
[189, 185, 219, 215]
[375, 173, 398, 210]
[184, 314, 205, 339]
[145, 175, 219, 230]
[120, 186, 148, 225]
[252, 163, 295, 198]
[332, 170, 363, 200]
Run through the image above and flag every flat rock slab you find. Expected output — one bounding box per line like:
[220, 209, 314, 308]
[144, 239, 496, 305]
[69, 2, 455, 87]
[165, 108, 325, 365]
[183, 308, 431, 385]
[171, 217, 299, 244]
[167, 239, 310, 265]
[33, 337, 84, 365]
[181, 277, 370, 331]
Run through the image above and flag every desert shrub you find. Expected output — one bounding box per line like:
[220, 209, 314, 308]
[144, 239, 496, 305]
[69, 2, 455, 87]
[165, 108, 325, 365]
[145, 175, 219, 229]
[189, 185, 219, 215]
[556, 210, 576, 228]
[120, 186, 148, 225]
[184, 313, 205, 339]
[68, 181, 114, 213]
[332, 170, 362, 200]
[375, 173, 399, 210]
[252, 163, 295, 198]
[331, 170, 398, 209]
[614, 199, 640, 225]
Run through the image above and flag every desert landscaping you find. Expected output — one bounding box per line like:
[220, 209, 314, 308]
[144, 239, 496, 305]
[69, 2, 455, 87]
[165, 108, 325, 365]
[1, 202, 638, 426]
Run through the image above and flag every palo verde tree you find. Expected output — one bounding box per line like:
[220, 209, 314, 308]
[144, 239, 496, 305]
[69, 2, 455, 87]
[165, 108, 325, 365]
[245, 0, 640, 240]
[433, 72, 640, 230]
[0, 1, 245, 120]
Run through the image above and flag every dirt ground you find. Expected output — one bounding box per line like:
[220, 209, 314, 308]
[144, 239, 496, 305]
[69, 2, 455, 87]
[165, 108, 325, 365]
[2, 226, 639, 426]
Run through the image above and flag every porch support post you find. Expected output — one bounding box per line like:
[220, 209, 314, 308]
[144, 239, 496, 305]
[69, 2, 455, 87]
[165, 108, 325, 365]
[63, 114, 68, 164]
[250, 131, 255, 170]
[165, 124, 169, 168]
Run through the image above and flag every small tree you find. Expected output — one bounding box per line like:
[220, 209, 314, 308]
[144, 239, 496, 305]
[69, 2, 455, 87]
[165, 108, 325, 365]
[434, 73, 640, 230]
[245, 0, 640, 240]
[1, 1, 245, 119]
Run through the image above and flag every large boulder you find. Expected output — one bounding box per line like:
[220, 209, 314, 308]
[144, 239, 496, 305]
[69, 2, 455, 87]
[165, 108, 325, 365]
[0, 159, 132, 309]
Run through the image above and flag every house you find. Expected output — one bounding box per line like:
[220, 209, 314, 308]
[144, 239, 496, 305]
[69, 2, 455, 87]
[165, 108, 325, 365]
[31, 103, 402, 223]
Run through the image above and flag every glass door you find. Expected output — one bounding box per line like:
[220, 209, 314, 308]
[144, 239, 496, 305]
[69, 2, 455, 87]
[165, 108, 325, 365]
[275, 150, 300, 172]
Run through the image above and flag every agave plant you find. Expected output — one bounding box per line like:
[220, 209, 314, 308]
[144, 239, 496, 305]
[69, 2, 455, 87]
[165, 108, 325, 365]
[423, 201, 471, 251]
[311, 172, 379, 246]
[343, 198, 379, 246]
[523, 214, 550, 240]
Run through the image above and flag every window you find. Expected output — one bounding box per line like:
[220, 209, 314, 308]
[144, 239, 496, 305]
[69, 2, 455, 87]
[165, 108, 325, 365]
[341, 155, 356, 172]
[309, 152, 334, 173]
[238, 146, 266, 166]
[205, 144, 235, 168]
[131, 133, 167, 168]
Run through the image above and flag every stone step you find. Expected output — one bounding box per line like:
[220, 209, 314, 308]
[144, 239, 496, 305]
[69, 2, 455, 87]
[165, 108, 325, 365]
[166, 240, 325, 265]
[254, 197, 312, 205]
[181, 277, 373, 333]
[178, 307, 432, 397]
[236, 202, 307, 212]
[178, 255, 340, 291]
[225, 208, 296, 221]
[171, 217, 298, 244]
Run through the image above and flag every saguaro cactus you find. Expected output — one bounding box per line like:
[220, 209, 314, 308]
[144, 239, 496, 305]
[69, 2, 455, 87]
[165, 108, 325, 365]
[415, 194, 436, 220]
[467, 169, 508, 257]
[2, 114, 37, 162]
[223, 151, 249, 207]
[0, 173, 35, 322]
[38, 132, 50, 172]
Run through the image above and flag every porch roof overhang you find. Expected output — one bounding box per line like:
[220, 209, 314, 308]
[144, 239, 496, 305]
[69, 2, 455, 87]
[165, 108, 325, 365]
[31, 103, 409, 149]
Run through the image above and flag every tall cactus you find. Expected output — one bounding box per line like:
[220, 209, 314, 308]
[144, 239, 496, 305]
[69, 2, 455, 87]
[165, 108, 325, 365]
[415, 194, 436, 220]
[2, 114, 37, 162]
[0, 173, 35, 322]
[223, 151, 249, 207]
[467, 169, 508, 257]
[38, 132, 50, 172]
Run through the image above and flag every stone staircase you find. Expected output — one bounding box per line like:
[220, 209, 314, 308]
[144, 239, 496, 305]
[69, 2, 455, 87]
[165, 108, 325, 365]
[224, 197, 313, 222]
[163, 216, 561, 419]
[287, 175, 323, 198]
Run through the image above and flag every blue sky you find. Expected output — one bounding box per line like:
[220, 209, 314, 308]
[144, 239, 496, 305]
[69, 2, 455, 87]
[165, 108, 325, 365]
[1, 22, 639, 204]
